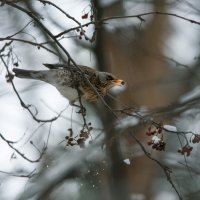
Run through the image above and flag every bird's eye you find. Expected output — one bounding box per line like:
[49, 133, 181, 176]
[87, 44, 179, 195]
[106, 75, 113, 81]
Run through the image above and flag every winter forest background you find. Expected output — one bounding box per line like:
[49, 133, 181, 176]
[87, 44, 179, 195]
[1, 0, 200, 200]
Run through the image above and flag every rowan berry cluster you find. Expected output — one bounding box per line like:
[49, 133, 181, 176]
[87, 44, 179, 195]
[146, 124, 166, 151]
[76, 8, 94, 41]
[177, 145, 193, 156]
[65, 123, 93, 148]
[177, 134, 200, 156]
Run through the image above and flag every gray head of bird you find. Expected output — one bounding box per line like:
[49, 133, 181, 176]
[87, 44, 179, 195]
[97, 72, 125, 91]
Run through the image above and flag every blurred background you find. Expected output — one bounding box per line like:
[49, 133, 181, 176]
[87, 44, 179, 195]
[1, 0, 200, 200]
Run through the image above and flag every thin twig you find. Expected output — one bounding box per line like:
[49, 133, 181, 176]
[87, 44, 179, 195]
[38, 0, 92, 41]
[0, 133, 46, 163]
[5, 20, 34, 39]
[100, 11, 200, 26]
[0, 37, 58, 55]
[0, 168, 36, 178]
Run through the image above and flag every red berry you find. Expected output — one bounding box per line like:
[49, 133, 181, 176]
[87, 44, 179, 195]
[82, 13, 88, 19]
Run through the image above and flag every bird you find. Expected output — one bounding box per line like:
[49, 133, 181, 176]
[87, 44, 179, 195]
[13, 64, 125, 104]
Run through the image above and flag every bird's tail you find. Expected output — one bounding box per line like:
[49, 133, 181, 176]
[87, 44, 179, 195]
[13, 68, 40, 79]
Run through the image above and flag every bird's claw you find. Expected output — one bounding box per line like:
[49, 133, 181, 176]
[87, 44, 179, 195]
[70, 102, 86, 116]
[76, 106, 86, 116]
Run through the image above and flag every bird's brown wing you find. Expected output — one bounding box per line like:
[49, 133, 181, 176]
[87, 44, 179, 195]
[77, 65, 96, 76]
[43, 63, 96, 77]
[43, 63, 64, 69]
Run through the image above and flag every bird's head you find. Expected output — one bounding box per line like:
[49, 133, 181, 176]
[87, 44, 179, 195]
[97, 72, 125, 91]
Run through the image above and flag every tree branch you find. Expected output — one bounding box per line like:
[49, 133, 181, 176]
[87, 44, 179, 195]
[100, 11, 200, 26]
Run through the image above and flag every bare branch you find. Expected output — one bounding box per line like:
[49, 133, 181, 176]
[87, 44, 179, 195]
[100, 11, 200, 26]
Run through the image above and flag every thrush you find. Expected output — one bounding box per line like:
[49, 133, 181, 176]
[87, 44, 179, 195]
[13, 64, 125, 104]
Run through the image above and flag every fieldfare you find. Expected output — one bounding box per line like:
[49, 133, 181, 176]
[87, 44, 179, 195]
[13, 64, 125, 104]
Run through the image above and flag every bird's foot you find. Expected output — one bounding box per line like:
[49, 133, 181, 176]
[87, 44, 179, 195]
[69, 101, 86, 116]
[77, 106, 86, 116]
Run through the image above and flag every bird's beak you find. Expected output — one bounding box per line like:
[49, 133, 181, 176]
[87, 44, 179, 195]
[112, 79, 125, 86]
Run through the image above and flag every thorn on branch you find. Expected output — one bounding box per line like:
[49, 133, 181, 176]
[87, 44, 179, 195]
[39, 0, 46, 6]
[137, 16, 145, 22]
[20, 100, 26, 108]
[10, 153, 17, 160]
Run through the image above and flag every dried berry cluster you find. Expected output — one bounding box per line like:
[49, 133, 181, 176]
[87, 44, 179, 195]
[146, 123, 200, 156]
[81, 12, 94, 21]
[191, 134, 200, 144]
[177, 134, 200, 156]
[146, 124, 166, 151]
[65, 123, 93, 148]
[76, 28, 89, 41]
[177, 145, 193, 156]
[76, 9, 94, 41]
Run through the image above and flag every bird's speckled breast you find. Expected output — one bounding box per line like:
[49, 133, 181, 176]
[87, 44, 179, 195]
[80, 76, 108, 101]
